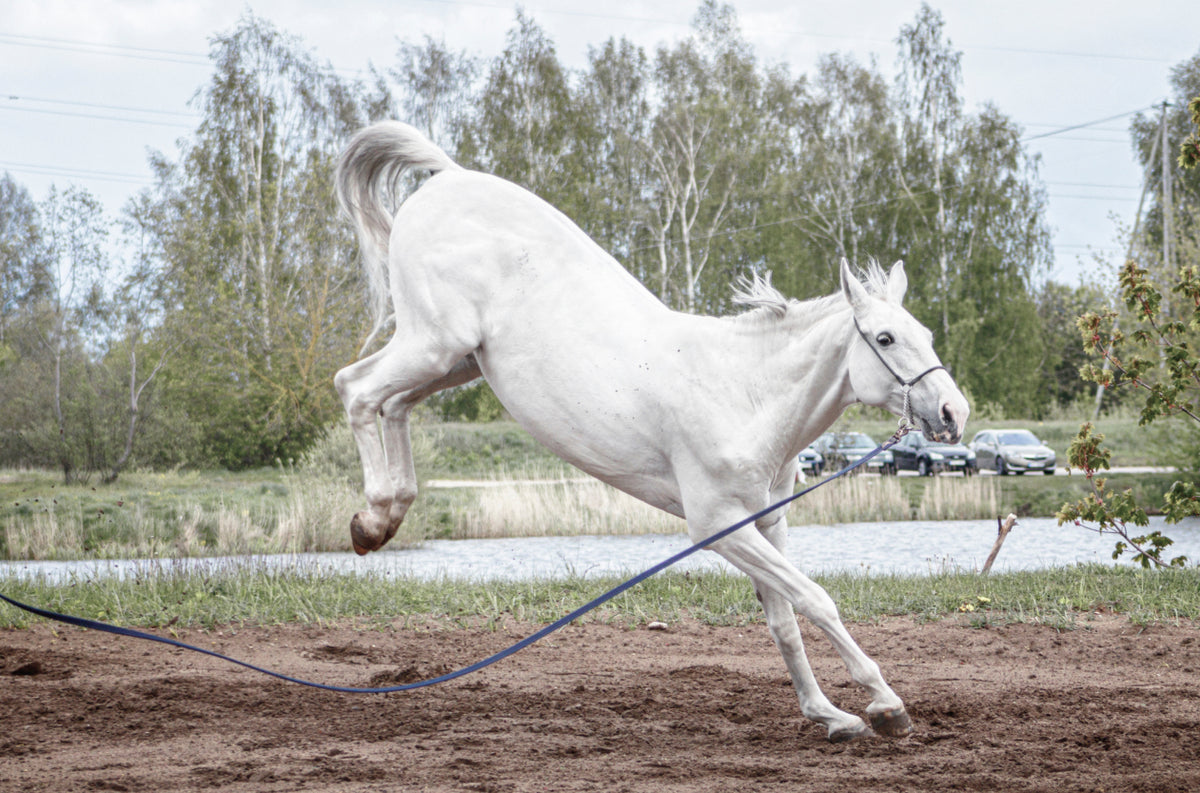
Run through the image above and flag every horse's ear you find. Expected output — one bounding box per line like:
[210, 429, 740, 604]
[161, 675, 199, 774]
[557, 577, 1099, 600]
[840, 258, 870, 314]
[886, 260, 908, 304]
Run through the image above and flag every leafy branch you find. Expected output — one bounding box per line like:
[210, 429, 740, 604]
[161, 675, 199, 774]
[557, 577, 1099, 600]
[1059, 260, 1200, 568]
[1058, 422, 1187, 568]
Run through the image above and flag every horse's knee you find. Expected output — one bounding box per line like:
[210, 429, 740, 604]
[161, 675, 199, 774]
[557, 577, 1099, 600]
[333, 365, 359, 402]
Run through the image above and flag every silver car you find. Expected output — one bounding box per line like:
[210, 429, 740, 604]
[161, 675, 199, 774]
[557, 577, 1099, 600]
[968, 429, 1057, 475]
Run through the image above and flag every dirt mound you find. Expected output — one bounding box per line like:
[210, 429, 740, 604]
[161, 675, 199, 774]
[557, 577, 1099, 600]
[2, 614, 1199, 791]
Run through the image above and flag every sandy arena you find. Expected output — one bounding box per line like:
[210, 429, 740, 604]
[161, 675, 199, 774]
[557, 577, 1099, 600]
[2, 613, 1199, 792]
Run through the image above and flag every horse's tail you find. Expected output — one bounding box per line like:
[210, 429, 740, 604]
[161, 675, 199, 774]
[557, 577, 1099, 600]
[335, 121, 463, 331]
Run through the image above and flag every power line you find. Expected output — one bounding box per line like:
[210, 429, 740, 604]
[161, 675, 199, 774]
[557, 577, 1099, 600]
[0, 32, 208, 66]
[2, 92, 199, 120]
[1047, 193, 1142, 202]
[1047, 181, 1139, 190]
[0, 160, 152, 185]
[1021, 105, 1159, 142]
[0, 103, 194, 129]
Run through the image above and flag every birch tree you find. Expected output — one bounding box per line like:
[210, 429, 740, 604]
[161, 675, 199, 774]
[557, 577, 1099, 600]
[644, 0, 760, 312]
[146, 14, 365, 468]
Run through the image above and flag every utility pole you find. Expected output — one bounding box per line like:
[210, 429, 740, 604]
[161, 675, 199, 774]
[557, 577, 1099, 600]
[1162, 101, 1173, 271]
[1091, 108, 1162, 421]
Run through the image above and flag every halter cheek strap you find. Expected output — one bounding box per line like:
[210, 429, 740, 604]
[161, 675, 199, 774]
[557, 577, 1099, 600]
[853, 317, 948, 431]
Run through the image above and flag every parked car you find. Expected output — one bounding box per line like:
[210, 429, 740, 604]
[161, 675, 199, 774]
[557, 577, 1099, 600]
[797, 444, 824, 478]
[812, 431, 895, 475]
[968, 429, 1056, 475]
[891, 430, 976, 476]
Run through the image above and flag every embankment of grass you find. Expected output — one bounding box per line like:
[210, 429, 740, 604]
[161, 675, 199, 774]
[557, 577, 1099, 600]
[4, 465, 1197, 560]
[2, 564, 1197, 631]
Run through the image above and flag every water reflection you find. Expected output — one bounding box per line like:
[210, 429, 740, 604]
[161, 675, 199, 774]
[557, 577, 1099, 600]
[2, 517, 1197, 585]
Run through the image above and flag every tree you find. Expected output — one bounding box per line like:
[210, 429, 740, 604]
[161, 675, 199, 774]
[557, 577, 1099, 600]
[0, 175, 48, 356]
[890, 5, 1052, 416]
[1130, 50, 1200, 270]
[458, 11, 584, 217]
[1060, 92, 1200, 568]
[642, 0, 763, 312]
[776, 53, 894, 292]
[0, 186, 110, 481]
[1037, 279, 1110, 410]
[894, 2, 962, 340]
[144, 14, 367, 468]
[94, 196, 178, 482]
[575, 36, 653, 266]
[390, 35, 479, 151]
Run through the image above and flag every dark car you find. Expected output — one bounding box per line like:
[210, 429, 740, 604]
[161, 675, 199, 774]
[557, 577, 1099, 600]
[892, 430, 976, 476]
[797, 444, 824, 478]
[812, 431, 895, 475]
[968, 429, 1057, 475]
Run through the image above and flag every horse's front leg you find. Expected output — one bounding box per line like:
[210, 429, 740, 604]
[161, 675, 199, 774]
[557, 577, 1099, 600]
[750, 518, 876, 742]
[696, 499, 910, 742]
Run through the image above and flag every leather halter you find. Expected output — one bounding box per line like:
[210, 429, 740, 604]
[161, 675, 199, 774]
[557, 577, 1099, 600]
[853, 317, 947, 430]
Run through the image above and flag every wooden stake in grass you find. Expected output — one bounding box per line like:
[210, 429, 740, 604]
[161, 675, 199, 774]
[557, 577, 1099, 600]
[982, 513, 1018, 574]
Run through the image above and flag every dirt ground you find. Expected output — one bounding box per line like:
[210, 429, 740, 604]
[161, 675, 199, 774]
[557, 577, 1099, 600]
[2, 613, 1199, 792]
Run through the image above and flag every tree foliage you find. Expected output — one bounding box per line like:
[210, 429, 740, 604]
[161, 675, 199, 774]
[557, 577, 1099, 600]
[1060, 92, 1200, 568]
[142, 15, 368, 469]
[1, 3, 1078, 475]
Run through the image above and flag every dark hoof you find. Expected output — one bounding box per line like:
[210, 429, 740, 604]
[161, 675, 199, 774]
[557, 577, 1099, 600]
[869, 707, 913, 738]
[350, 512, 380, 555]
[828, 722, 876, 743]
[351, 510, 403, 555]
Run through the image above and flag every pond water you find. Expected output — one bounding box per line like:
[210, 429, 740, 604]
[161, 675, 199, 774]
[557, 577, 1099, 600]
[3, 516, 1198, 585]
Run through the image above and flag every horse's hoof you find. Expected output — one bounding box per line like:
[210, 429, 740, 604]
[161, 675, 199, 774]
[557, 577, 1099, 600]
[828, 721, 876, 743]
[868, 707, 913, 738]
[350, 512, 380, 555]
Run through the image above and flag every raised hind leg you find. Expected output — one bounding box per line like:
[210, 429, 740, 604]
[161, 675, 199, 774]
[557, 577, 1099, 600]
[372, 355, 482, 551]
[334, 339, 478, 554]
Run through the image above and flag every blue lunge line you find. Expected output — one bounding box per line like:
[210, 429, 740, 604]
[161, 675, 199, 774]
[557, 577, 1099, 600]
[0, 436, 901, 693]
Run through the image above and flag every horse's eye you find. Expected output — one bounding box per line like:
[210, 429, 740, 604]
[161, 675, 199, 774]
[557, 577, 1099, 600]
[876, 332, 895, 347]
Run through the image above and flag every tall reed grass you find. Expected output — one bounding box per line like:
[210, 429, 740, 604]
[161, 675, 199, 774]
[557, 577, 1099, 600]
[789, 474, 911, 524]
[0, 471, 374, 560]
[914, 475, 999, 520]
[449, 475, 684, 538]
[433, 470, 1001, 537]
[1, 461, 1005, 561]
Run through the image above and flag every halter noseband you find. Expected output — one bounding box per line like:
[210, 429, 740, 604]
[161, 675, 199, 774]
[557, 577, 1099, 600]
[853, 317, 947, 433]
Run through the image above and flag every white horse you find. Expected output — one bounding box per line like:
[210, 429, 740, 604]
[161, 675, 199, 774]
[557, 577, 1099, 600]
[333, 121, 969, 742]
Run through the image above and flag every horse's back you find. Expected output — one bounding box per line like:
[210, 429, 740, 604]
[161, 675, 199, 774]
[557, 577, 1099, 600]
[392, 170, 650, 303]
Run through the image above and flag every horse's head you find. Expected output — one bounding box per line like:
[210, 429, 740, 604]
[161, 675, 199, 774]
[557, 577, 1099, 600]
[840, 259, 969, 443]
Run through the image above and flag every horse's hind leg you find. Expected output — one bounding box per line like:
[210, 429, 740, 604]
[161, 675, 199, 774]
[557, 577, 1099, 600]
[374, 355, 482, 547]
[334, 342, 479, 555]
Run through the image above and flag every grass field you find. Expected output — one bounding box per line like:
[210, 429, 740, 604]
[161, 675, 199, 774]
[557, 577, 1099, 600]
[3, 562, 1198, 630]
[0, 413, 1194, 561]
[4, 416, 1198, 632]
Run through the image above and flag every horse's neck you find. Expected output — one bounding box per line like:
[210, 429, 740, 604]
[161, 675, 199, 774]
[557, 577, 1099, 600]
[725, 307, 858, 456]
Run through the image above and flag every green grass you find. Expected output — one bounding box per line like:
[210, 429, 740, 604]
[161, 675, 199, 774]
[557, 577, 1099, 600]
[2, 564, 1197, 631]
[2, 410, 1196, 560]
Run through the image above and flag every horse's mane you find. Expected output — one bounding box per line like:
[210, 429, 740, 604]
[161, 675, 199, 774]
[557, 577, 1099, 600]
[730, 261, 891, 330]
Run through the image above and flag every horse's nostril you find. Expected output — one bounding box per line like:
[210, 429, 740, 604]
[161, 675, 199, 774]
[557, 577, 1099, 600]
[941, 402, 954, 429]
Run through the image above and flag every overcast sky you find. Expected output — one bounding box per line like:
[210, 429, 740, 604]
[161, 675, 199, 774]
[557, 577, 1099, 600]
[3, 0, 1197, 286]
